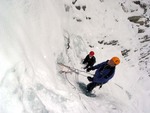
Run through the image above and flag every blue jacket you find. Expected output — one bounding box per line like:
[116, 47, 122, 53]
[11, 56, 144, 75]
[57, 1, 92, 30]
[91, 60, 115, 84]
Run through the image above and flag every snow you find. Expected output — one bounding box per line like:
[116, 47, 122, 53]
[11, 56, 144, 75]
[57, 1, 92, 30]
[0, 0, 150, 113]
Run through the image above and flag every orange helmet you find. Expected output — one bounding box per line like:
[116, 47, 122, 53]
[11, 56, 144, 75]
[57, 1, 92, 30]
[111, 57, 120, 65]
[89, 51, 94, 56]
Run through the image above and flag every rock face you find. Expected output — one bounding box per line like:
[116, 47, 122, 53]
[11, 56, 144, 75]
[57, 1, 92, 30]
[128, 16, 141, 23]
[128, 16, 147, 25]
[126, 1, 150, 76]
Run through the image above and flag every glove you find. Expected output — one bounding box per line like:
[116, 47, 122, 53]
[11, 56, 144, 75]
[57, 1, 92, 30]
[87, 76, 93, 81]
[86, 68, 91, 72]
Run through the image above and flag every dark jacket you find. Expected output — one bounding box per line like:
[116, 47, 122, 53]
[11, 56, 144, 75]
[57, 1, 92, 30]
[83, 55, 96, 67]
[90, 60, 115, 84]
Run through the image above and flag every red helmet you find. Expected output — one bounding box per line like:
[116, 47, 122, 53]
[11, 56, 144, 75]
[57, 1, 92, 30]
[89, 51, 94, 56]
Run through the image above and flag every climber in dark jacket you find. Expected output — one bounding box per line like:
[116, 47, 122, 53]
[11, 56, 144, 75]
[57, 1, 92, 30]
[86, 57, 120, 92]
[83, 51, 96, 69]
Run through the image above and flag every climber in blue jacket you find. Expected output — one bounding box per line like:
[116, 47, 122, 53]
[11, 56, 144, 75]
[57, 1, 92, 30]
[86, 57, 120, 92]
